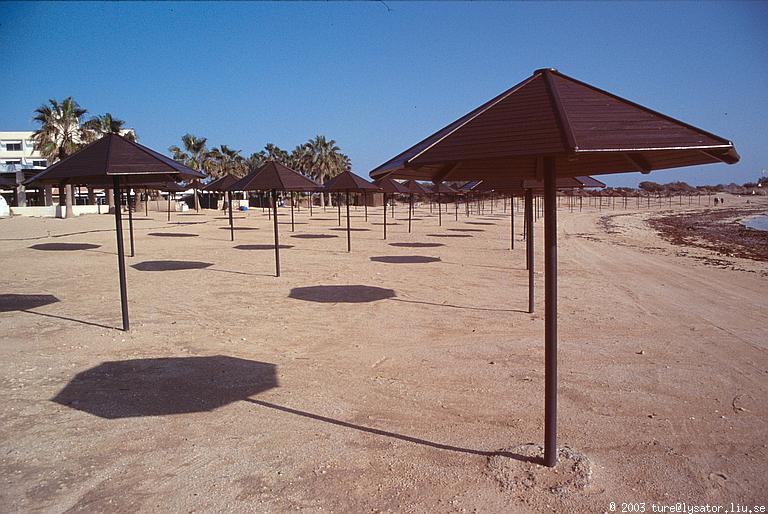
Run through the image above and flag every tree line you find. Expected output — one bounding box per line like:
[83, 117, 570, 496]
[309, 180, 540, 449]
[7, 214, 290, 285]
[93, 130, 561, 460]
[638, 179, 766, 195]
[27, 96, 353, 213]
[168, 134, 352, 207]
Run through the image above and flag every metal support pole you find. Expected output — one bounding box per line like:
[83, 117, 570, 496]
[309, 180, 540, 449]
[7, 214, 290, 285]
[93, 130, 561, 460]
[383, 192, 387, 240]
[290, 192, 295, 232]
[145, 189, 148, 217]
[455, 195, 458, 221]
[167, 192, 171, 221]
[364, 193, 368, 222]
[346, 191, 351, 252]
[437, 191, 442, 226]
[128, 190, 135, 258]
[543, 157, 558, 468]
[113, 177, 129, 331]
[409, 193, 413, 233]
[272, 190, 280, 277]
[525, 189, 534, 314]
[309, 192, 313, 216]
[510, 195, 514, 250]
[337, 194, 341, 226]
[228, 191, 234, 241]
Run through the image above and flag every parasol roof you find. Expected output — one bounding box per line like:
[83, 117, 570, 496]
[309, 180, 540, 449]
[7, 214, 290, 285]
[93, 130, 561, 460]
[159, 182, 188, 193]
[228, 161, 320, 192]
[26, 133, 205, 186]
[402, 180, 431, 194]
[323, 171, 381, 192]
[475, 175, 606, 192]
[430, 182, 459, 194]
[458, 180, 482, 192]
[369, 68, 739, 182]
[203, 174, 241, 192]
[373, 177, 409, 194]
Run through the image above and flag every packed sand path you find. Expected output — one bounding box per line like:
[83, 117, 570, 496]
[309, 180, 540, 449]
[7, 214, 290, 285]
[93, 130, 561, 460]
[1, 195, 766, 512]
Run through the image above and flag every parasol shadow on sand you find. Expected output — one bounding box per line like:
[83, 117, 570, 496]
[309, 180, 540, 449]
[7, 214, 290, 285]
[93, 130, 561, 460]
[291, 234, 339, 239]
[131, 260, 212, 272]
[388, 242, 445, 248]
[52, 356, 278, 419]
[370, 256, 441, 264]
[29, 243, 102, 251]
[289, 285, 395, 303]
[147, 233, 199, 238]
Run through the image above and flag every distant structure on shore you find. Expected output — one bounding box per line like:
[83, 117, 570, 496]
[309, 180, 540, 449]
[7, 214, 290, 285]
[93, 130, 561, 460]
[0, 131, 49, 172]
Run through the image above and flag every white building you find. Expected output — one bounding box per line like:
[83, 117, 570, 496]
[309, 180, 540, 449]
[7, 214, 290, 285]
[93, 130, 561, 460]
[0, 131, 48, 171]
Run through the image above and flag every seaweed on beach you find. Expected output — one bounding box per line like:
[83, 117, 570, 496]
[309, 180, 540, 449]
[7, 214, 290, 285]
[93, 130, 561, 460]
[648, 208, 768, 262]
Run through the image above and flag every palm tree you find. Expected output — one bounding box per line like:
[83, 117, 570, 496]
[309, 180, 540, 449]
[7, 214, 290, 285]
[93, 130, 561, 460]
[246, 151, 266, 173]
[170, 134, 211, 210]
[218, 145, 246, 177]
[81, 113, 136, 207]
[263, 143, 290, 164]
[305, 135, 347, 207]
[81, 113, 137, 143]
[32, 97, 87, 218]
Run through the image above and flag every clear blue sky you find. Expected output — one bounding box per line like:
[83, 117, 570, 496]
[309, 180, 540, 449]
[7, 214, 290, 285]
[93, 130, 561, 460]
[1, 1, 765, 187]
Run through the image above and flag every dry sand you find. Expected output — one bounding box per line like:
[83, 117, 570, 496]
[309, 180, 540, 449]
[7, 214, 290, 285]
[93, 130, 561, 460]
[1, 194, 766, 513]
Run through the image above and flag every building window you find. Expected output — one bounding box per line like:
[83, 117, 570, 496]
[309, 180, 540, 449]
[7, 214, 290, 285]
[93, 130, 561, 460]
[4, 160, 21, 165]
[5, 143, 22, 151]
[33, 160, 47, 167]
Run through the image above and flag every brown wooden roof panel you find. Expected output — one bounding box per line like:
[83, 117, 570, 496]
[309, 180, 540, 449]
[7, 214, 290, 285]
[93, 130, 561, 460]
[323, 171, 381, 192]
[373, 177, 409, 194]
[203, 174, 240, 192]
[551, 72, 732, 151]
[228, 161, 320, 192]
[26, 134, 204, 185]
[369, 68, 738, 181]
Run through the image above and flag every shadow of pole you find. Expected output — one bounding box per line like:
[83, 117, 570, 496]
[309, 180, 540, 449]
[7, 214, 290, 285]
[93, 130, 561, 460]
[388, 298, 527, 313]
[245, 399, 539, 463]
[21, 309, 117, 330]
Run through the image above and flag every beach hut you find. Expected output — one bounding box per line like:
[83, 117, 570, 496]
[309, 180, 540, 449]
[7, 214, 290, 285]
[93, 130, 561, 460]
[369, 68, 738, 467]
[322, 171, 381, 252]
[226, 161, 320, 277]
[25, 133, 205, 331]
[372, 177, 409, 239]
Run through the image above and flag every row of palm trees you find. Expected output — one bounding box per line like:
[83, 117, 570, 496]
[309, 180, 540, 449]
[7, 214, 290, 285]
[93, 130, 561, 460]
[29, 96, 353, 214]
[169, 134, 351, 207]
[31, 97, 135, 217]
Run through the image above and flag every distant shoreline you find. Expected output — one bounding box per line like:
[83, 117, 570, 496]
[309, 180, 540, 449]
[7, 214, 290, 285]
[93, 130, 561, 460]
[648, 207, 768, 262]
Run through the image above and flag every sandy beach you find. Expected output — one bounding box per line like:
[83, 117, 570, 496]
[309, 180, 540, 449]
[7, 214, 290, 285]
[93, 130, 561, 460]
[1, 194, 766, 512]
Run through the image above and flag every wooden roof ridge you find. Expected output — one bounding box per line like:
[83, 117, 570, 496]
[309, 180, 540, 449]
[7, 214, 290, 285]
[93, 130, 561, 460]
[369, 73, 540, 177]
[545, 69, 736, 154]
[323, 170, 380, 191]
[369, 68, 739, 181]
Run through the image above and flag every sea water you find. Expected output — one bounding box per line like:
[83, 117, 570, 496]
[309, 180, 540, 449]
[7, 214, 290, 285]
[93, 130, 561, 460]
[742, 214, 768, 232]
